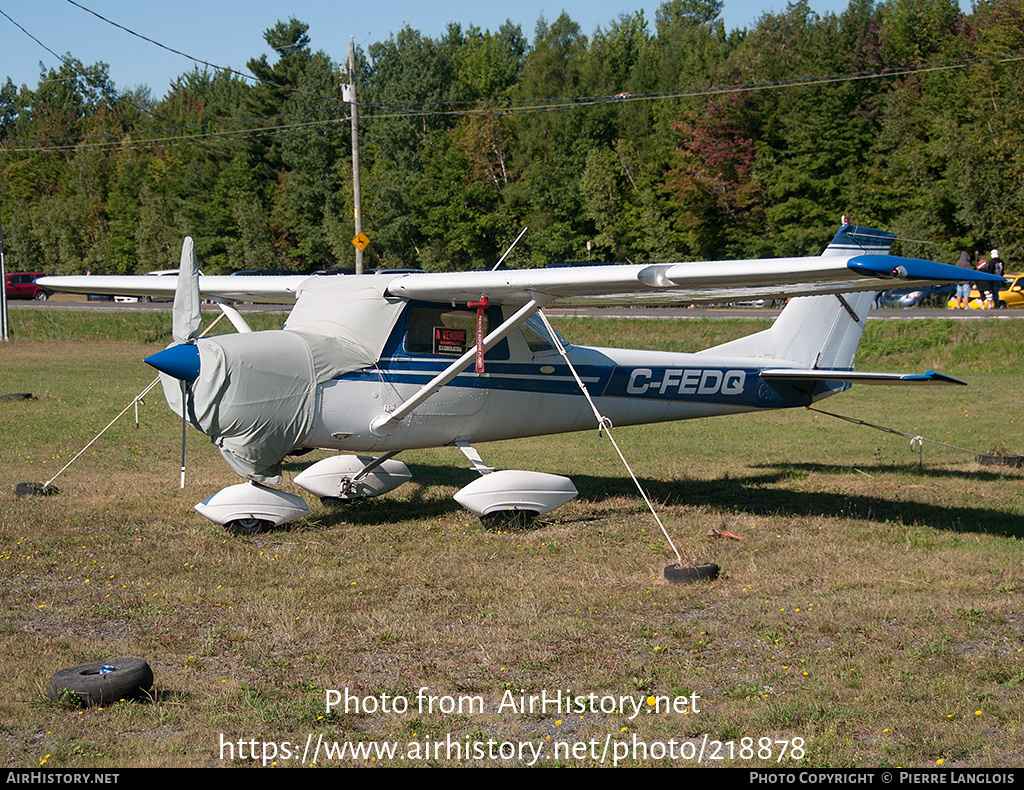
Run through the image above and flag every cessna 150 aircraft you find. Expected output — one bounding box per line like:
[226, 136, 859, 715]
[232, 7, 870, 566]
[37, 224, 1006, 534]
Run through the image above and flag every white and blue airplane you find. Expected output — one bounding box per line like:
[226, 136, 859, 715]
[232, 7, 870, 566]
[38, 224, 1005, 534]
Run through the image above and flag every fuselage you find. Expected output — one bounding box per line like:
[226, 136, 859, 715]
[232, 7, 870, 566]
[301, 302, 841, 454]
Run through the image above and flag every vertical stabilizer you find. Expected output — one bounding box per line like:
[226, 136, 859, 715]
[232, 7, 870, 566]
[700, 224, 893, 369]
[820, 224, 896, 256]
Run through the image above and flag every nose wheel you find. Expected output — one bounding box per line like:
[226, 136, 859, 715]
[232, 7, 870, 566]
[224, 518, 273, 536]
[195, 482, 310, 533]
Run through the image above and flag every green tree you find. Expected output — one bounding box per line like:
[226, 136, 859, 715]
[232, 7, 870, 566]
[663, 97, 764, 258]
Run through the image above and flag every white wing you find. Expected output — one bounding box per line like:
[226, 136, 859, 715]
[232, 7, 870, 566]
[36, 274, 312, 304]
[385, 254, 995, 305]
[37, 224, 1003, 307]
[34, 255, 980, 307]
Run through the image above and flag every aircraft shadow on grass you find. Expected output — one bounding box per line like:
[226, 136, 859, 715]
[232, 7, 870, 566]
[289, 460, 1023, 540]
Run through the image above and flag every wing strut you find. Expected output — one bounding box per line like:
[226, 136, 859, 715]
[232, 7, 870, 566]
[369, 296, 551, 436]
[213, 299, 253, 333]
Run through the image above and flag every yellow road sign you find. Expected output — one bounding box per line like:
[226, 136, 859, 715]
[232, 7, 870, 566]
[352, 232, 370, 251]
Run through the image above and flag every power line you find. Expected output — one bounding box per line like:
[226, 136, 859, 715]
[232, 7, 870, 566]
[57, 0, 1024, 122]
[0, 105, 347, 147]
[63, 0, 348, 106]
[5, 44, 1023, 154]
[5, 0, 1024, 154]
[0, 5, 154, 116]
[0, 6, 67, 68]
[0, 116, 349, 153]
[356, 48, 1024, 119]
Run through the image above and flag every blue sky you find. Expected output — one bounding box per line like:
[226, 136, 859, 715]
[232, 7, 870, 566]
[0, 0, 940, 99]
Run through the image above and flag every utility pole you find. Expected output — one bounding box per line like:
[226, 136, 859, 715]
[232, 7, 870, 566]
[1, 207, 9, 342]
[346, 39, 365, 275]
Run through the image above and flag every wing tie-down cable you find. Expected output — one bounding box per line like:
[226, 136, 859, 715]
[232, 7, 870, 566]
[807, 405, 984, 468]
[537, 310, 684, 567]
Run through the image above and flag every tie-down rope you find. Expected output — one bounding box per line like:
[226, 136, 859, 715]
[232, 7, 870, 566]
[42, 311, 228, 489]
[806, 405, 983, 466]
[537, 310, 683, 566]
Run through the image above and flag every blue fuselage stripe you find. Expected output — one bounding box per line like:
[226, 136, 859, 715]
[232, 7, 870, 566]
[335, 360, 827, 408]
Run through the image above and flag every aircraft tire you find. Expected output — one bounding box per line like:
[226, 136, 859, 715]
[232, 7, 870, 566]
[15, 482, 59, 497]
[664, 563, 720, 584]
[224, 518, 272, 536]
[48, 658, 153, 705]
[480, 509, 539, 529]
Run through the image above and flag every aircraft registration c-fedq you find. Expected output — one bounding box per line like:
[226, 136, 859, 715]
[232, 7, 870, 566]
[38, 224, 1006, 535]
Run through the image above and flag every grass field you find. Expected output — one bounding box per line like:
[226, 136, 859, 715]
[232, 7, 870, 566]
[1, 309, 1022, 768]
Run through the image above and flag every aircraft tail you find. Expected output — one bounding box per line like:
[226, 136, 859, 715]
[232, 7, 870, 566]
[818, 223, 896, 257]
[701, 224, 892, 370]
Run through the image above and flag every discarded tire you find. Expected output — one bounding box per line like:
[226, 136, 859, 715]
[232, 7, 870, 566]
[48, 658, 153, 705]
[976, 453, 1024, 468]
[664, 563, 720, 584]
[15, 482, 59, 498]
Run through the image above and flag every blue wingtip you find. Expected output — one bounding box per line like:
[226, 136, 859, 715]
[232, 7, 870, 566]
[145, 344, 200, 382]
[848, 254, 1007, 284]
[901, 370, 966, 385]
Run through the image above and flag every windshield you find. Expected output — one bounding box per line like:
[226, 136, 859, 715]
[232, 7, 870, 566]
[520, 314, 567, 354]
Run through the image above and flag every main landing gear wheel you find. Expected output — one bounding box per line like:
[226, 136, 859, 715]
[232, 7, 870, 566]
[480, 509, 540, 529]
[224, 518, 272, 536]
[48, 658, 154, 705]
[664, 563, 720, 584]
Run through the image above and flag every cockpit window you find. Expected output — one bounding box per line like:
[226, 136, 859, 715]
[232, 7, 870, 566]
[406, 306, 487, 355]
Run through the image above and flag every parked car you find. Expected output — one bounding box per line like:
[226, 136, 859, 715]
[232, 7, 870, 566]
[231, 268, 299, 276]
[729, 298, 780, 308]
[1000, 273, 1024, 308]
[5, 271, 51, 301]
[880, 283, 955, 308]
[946, 272, 1024, 309]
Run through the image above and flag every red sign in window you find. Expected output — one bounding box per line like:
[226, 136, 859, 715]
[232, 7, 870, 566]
[433, 326, 467, 355]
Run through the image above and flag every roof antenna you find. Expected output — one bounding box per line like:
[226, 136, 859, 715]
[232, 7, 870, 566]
[491, 226, 528, 271]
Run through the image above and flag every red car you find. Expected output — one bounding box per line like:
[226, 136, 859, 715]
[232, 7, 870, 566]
[4, 272, 51, 301]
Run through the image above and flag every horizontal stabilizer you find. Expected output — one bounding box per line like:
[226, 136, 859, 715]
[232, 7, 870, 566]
[760, 369, 966, 386]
